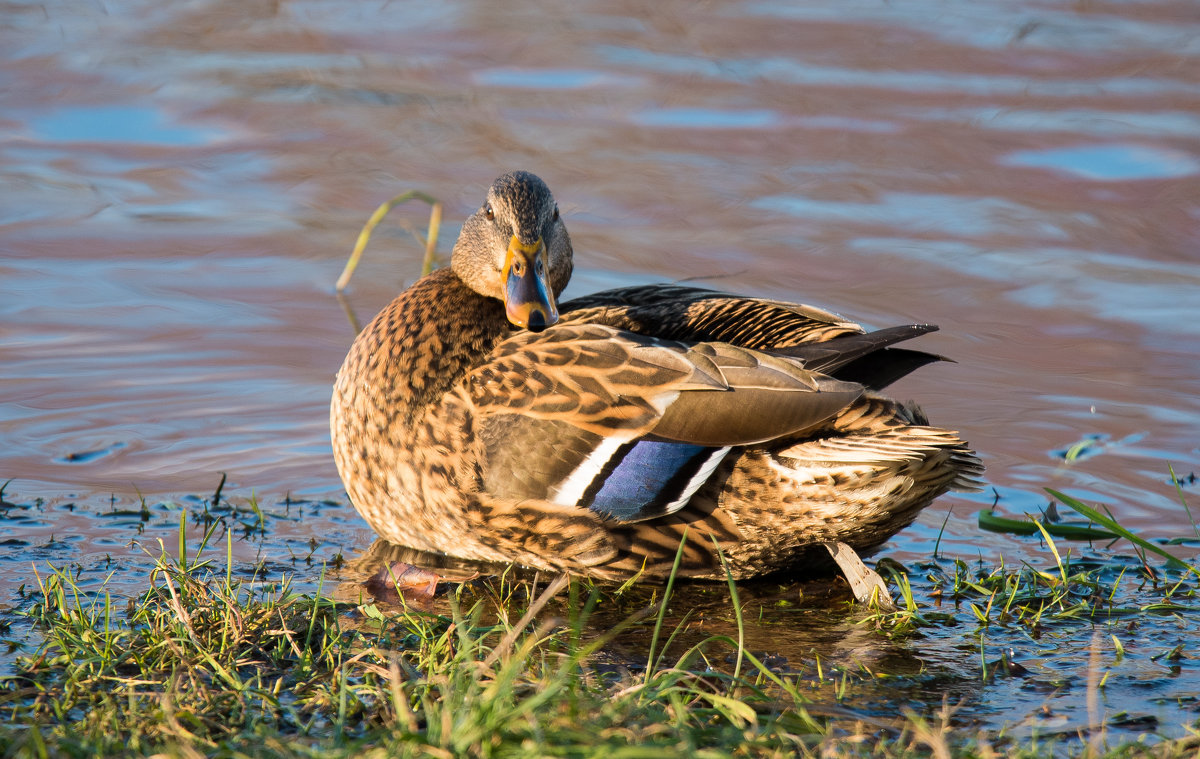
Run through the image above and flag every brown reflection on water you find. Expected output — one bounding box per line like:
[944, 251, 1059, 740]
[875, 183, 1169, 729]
[3, 1, 1199, 575]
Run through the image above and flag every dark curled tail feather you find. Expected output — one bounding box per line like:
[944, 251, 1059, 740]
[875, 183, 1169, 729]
[773, 324, 947, 390]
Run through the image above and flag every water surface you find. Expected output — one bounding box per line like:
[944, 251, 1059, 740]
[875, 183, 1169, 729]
[2, 0, 1199, 744]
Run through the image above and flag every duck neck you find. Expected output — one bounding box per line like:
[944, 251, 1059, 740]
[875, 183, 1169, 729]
[349, 267, 512, 423]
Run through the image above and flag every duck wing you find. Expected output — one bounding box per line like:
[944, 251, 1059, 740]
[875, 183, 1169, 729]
[560, 285, 861, 347]
[562, 285, 946, 389]
[467, 323, 862, 523]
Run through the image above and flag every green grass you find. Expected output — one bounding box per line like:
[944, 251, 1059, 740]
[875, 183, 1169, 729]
[1, 505, 1199, 758]
[0, 544, 828, 757]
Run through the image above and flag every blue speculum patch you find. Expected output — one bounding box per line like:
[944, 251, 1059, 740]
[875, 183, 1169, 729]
[583, 440, 715, 522]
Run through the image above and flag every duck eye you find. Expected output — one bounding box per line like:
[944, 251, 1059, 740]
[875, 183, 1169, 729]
[484, 203, 495, 221]
[552, 205, 559, 222]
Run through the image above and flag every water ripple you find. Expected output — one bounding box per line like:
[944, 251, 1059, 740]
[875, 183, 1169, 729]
[1002, 144, 1200, 181]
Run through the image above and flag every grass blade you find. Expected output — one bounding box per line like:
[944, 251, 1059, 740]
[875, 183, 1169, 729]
[977, 509, 1117, 540]
[645, 529, 687, 680]
[335, 190, 442, 291]
[1047, 488, 1191, 571]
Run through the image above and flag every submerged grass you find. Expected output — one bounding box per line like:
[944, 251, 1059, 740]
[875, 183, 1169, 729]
[1, 502, 1199, 757]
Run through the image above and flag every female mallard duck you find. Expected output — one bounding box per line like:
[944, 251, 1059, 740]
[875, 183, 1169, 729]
[331, 171, 982, 581]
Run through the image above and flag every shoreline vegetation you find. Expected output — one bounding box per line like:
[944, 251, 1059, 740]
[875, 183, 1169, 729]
[1, 487, 1198, 758]
[2, 208, 1197, 757]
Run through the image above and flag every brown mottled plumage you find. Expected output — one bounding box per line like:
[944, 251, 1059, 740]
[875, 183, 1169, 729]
[331, 171, 982, 580]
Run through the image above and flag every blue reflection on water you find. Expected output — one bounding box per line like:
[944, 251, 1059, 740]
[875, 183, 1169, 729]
[631, 107, 781, 129]
[31, 106, 221, 146]
[474, 67, 630, 89]
[911, 107, 1200, 138]
[848, 237, 1200, 337]
[1002, 144, 1200, 180]
[740, 0, 1200, 54]
[751, 192, 1075, 238]
[597, 45, 1197, 97]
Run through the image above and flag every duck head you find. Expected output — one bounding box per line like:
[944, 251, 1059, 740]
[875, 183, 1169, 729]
[451, 171, 574, 332]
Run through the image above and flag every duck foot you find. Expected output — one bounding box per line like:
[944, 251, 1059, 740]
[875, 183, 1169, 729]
[823, 541, 897, 610]
[365, 561, 445, 605]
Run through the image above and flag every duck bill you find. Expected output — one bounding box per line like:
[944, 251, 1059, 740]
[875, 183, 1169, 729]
[503, 236, 559, 332]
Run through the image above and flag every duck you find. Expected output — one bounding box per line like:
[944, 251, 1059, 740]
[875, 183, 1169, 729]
[330, 170, 982, 581]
